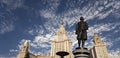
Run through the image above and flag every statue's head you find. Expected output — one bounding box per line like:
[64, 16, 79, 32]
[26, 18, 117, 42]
[80, 17, 84, 21]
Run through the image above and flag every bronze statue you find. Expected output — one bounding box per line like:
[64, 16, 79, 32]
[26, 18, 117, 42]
[75, 17, 88, 48]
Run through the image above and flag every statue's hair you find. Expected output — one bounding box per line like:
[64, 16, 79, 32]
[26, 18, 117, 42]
[80, 17, 84, 20]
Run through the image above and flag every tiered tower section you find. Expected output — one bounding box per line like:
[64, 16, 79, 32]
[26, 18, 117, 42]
[90, 33, 108, 58]
[17, 40, 29, 58]
[50, 25, 73, 58]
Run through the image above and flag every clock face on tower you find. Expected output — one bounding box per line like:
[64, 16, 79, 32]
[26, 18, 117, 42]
[96, 38, 99, 41]
[95, 37, 102, 44]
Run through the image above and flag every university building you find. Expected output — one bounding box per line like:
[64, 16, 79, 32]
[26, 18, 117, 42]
[17, 24, 108, 58]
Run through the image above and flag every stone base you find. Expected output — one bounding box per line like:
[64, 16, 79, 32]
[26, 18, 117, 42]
[56, 51, 69, 58]
[73, 48, 90, 58]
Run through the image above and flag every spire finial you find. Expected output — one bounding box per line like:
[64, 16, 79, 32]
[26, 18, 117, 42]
[61, 17, 64, 25]
[94, 33, 98, 37]
[24, 40, 29, 46]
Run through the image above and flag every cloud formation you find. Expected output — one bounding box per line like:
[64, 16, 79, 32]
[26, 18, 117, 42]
[0, 0, 24, 9]
[109, 48, 120, 58]
[0, 20, 14, 34]
[5, 0, 119, 57]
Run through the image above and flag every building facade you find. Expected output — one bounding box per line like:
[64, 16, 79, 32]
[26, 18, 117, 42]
[17, 26, 108, 58]
[17, 40, 50, 58]
[90, 33, 109, 58]
[50, 25, 73, 58]
[17, 40, 30, 58]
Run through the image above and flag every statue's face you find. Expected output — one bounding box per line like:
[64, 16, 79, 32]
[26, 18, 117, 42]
[80, 17, 84, 21]
[80, 17, 84, 19]
[80, 19, 84, 22]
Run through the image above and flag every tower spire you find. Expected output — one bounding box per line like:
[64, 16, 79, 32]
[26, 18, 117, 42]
[22, 40, 29, 52]
[93, 33, 102, 45]
[24, 40, 29, 47]
[17, 40, 29, 58]
[55, 17, 68, 41]
[90, 33, 109, 58]
[60, 17, 64, 25]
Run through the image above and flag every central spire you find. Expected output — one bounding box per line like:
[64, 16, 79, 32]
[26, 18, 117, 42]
[93, 33, 102, 45]
[61, 17, 64, 25]
[55, 17, 68, 41]
[57, 17, 66, 35]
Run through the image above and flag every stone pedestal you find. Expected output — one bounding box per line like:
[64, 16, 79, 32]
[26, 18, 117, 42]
[73, 48, 90, 58]
[56, 51, 69, 58]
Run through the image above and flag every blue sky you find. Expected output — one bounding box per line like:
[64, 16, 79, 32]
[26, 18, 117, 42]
[0, 0, 120, 58]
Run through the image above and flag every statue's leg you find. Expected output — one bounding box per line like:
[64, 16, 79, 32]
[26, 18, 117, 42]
[78, 39, 81, 48]
[82, 40, 85, 48]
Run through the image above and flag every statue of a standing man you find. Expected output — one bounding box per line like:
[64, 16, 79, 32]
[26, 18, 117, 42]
[75, 17, 89, 48]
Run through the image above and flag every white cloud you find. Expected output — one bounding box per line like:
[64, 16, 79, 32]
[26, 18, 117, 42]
[10, 49, 18, 52]
[17, 0, 120, 56]
[0, 20, 14, 34]
[31, 35, 51, 48]
[113, 1, 120, 9]
[0, 56, 16, 58]
[39, 0, 60, 19]
[63, 0, 120, 21]
[19, 22, 120, 55]
[28, 0, 120, 36]
[17, 33, 56, 55]
[39, 10, 56, 19]
[101, 37, 113, 49]
[105, 2, 114, 8]
[0, 54, 16, 58]
[97, 9, 113, 19]
[67, 22, 120, 50]
[1, 0, 24, 9]
[88, 23, 114, 36]
[109, 48, 120, 58]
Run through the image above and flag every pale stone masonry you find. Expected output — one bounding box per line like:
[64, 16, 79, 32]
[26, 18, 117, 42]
[90, 33, 109, 58]
[17, 25, 73, 58]
[17, 25, 109, 58]
[50, 25, 73, 58]
[17, 40, 50, 58]
[17, 40, 30, 58]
